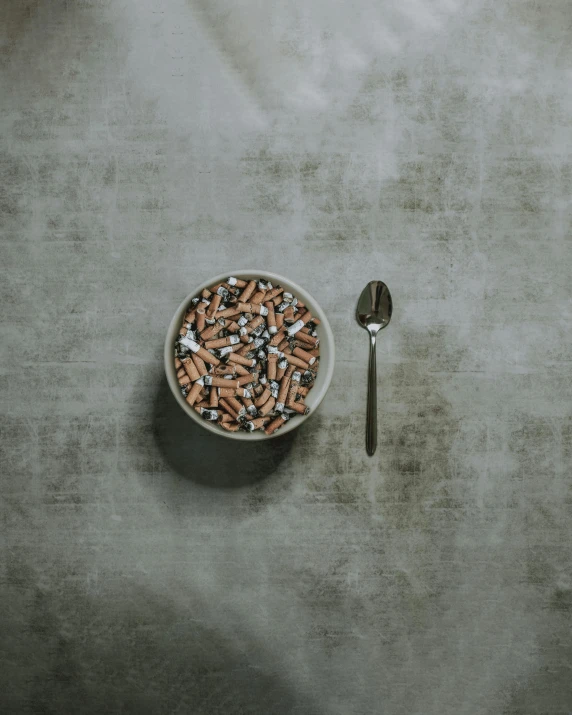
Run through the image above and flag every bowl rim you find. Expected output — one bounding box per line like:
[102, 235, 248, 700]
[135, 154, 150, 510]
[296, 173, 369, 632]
[164, 270, 335, 440]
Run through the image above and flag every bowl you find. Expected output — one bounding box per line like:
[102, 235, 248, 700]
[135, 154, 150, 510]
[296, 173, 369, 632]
[164, 270, 335, 440]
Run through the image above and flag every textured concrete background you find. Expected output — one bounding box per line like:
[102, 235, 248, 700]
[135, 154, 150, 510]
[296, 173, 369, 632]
[1, 0, 572, 713]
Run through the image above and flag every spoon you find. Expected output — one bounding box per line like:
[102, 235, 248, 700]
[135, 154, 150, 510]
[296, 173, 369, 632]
[356, 281, 393, 456]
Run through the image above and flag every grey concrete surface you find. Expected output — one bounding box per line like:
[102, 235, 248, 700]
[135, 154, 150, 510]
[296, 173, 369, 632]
[1, 0, 572, 713]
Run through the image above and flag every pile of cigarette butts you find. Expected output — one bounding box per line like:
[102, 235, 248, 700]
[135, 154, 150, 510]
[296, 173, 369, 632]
[174, 277, 320, 435]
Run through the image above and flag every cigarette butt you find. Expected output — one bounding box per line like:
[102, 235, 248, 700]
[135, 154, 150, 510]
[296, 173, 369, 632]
[214, 365, 236, 376]
[276, 362, 287, 381]
[245, 315, 265, 334]
[236, 302, 269, 316]
[233, 363, 251, 376]
[293, 346, 316, 365]
[182, 357, 201, 382]
[309, 347, 320, 358]
[246, 417, 270, 431]
[237, 341, 254, 357]
[272, 295, 283, 306]
[264, 414, 289, 435]
[258, 396, 276, 417]
[265, 301, 277, 334]
[191, 353, 208, 377]
[265, 286, 283, 301]
[275, 313, 284, 329]
[177, 367, 186, 378]
[217, 387, 237, 398]
[219, 412, 233, 423]
[227, 276, 247, 288]
[175, 357, 182, 369]
[204, 335, 240, 349]
[241, 394, 254, 409]
[206, 293, 222, 318]
[250, 288, 266, 304]
[255, 387, 271, 408]
[226, 396, 246, 417]
[178, 374, 191, 387]
[227, 321, 240, 333]
[278, 339, 290, 352]
[185, 378, 204, 406]
[295, 331, 318, 347]
[206, 376, 241, 388]
[277, 377, 291, 406]
[209, 387, 218, 408]
[218, 397, 239, 419]
[267, 353, 277, 380]
[283, 353, 310, 370]
[287, 400, 310, 415]
[200, 347, 221, 365]
[196, 307, 206, 332]
[285, 363, 296, 378]
[237, 371, 257, 386]
[269, 328, 286, 347]
[220, 422, 240, 432]
[297, 385, 309, 398]
[200, 288, 211, 300]
[283, 305, 295, 323]
[184, 309, 196, 324]
[253, 384, 264, 396]
[216, 306, 243, 318]
[239, 280, 257, 302]
[228, 353, 256, 368]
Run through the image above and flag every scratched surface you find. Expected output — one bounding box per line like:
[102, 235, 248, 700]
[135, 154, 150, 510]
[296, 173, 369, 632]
[1, 0, 572, 713]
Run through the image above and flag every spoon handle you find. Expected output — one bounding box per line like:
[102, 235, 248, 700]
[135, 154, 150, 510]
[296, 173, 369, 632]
[366, 332, 377, 456]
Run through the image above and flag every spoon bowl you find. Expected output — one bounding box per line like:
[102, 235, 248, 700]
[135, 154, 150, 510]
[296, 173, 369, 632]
[356, 281, 392, 334]
[356, 281, 392, 456]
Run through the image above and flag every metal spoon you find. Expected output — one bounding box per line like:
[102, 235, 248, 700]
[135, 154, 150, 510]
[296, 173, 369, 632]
[356, 281, 393, 456]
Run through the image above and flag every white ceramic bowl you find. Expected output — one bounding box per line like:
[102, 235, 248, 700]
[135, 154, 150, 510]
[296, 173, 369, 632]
[164, 270, 335, 440]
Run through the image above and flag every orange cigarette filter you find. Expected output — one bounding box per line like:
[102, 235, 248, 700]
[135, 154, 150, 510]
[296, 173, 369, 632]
[237, 372, 257, 386]
[227, 321, 240, 333]
[236, 302, 268, 316]
[276, 361, 287, 381]
[228, 353, 256, 367]
[204, 335, 240, 349]
[182, 357, 201, 382]
[219, 412, 233, 423]
[206, 293, 222, 318]
[297, 385, 310, 398]
[267, 353, 277, 380]
[237, 341, 254, 357]
[254, 387, 271, 408]
[295, 331, 318, 347]
[288, 400, 309, 415]
[221, 422, 240, 432]
[269, 328, 286, 347]
[177, 367, 186, 378]
[265, 301, 277, 334]
[277, 377, 291, 407]
[278, 339, 290, 352]
[207, 376, 240, 388]
[196, 307, 206, 332]
[174, 357, 182, 369]
[238, 280, 257, 302]
[265, 414, 288, 435]
[247, 417, 270, 431]
[245, 315, 265, 333]
[209, 387, 218, 408]
[185, 379, 204, 406]
[284, 353, 310, 370]
[184, 308, 196, 323]
[178, 374, 191, 387]
[191, 353, 208, 377]
[250, 289, 266, 305]
[201, 288, 211, 299]
[265, 286, 283, 301]
[218, 397, 239, 419]
[233, 363, 251, 376]
[226, 396, 245, 415]
[217, 387, 237, 398]
[282, 305, 295, 323]
[293, 346, 316, 365]
[214, 365, 236, 376]
[275, 313, 284, 329]
[285, 363, 296, 378]
[258, 396, 276, 417]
